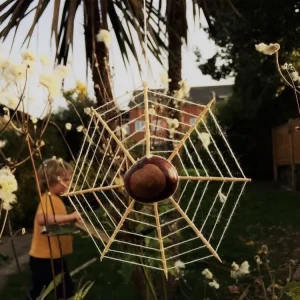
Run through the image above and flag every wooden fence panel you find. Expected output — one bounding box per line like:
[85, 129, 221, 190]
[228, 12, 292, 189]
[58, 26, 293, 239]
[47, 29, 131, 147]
[272, 118, 300, 189]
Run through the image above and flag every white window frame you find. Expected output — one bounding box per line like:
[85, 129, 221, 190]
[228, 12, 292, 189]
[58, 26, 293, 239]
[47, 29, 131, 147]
[189, 117, 196, 125]
[135, 120, 145, 131]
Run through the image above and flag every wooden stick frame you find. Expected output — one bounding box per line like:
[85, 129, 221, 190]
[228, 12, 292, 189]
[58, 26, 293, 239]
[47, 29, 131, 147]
[168, 98, 215, 162]
[100, 200, 136, 261]
[154, 203, 168, 279]
[63, 184, 124, 197]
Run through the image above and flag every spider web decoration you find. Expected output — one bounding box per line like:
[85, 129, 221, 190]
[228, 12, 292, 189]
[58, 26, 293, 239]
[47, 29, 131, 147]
[64, 85, 251, 278]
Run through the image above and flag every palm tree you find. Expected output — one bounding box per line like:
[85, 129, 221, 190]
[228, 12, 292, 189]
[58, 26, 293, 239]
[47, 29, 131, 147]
[0, 0, 167, 105]
[155, 0, 240, 94]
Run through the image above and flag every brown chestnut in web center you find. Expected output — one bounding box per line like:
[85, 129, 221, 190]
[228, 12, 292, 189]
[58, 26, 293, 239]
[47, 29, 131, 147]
[124, 155, 179, 204]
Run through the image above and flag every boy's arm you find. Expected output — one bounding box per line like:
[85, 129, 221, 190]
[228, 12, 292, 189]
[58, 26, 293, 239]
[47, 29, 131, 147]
[36, 211, 80, 226]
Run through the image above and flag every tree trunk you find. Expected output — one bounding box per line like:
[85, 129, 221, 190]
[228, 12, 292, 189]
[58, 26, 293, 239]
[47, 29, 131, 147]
[167, 0, 186, 94]
[83, 0, 113, 106]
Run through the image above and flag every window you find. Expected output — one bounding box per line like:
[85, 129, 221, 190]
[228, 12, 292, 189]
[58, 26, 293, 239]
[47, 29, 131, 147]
[135, 120, 145, 131]
[151, 119, 163, 131]
[189, 117, 196, 125]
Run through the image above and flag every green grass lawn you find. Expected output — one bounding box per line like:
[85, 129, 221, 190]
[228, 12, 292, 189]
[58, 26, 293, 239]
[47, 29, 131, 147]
[1, 182, 300, 299]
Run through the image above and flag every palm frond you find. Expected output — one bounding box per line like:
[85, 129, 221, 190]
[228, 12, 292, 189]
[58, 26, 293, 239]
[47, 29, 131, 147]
[0, 0, 167, 69]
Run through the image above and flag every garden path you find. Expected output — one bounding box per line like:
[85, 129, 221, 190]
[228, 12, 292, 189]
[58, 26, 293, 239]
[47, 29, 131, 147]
[0, 233, 32, 291]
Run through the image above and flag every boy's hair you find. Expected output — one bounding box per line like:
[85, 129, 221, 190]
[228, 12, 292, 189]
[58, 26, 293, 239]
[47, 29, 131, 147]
[37, 158, 73, 193]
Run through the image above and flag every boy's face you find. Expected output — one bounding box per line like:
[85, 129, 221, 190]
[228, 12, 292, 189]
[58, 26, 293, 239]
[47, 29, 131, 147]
[53, 171, 72, 195]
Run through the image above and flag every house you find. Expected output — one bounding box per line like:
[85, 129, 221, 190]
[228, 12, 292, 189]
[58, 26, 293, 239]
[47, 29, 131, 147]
[127, 84, 232, 142]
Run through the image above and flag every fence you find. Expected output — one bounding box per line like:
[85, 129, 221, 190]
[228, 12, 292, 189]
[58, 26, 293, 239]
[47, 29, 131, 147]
[272, 119, 300, 189]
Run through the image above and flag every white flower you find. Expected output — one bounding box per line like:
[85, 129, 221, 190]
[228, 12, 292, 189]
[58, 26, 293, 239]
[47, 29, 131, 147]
[169, 127, 175, 138]
[231, 270, 238, 279]
[76, 80, 87, 94]
[4, 61, 27, 80]
[71, 93, 77, 101]
[21, 228, 26, 234]
[30, 116, 38, 124]
[291, 71, 299, 82]
[39, 72, 62, 98]
[230, 261, 250, 278]
[40, 54, 50, 66]
[174, 88, 184, 100]
[174, 260, 185, 272]
[1, 192, 17, 210]
[76, 125, 83, 132]
[254, 255, 262, 265]
[160, 72, 171, 85]
[179, 80, 190, 97]
[166, 118, 179, 129]
[96, 29, 111, 48]
[0, 140, 6, 149]
[231, 262, 239, 271]
[0, 167, 18, 211]
[22, 60, 35, 75]
[2, 91, 18, 109]
[198, 132, 210, 148]
[208, 280, 219, 289]
[21, 49, 36, 61]
[261, 245, 268, 254]
[0, 167, 18, 193]
[84, 107, 92, 116]
[255, 43, 280, 55]
[202, 268, 213, 279]
[114, 176, 124, 186]
[37, 140, 45, 148]
[65, 123, 72, 130]
[149, 108, 156, 115]
[239, 261, 250, 275]
[3, 107, 9, 115]
[54, 64, 70, 79]
[115, 125, 127, 138]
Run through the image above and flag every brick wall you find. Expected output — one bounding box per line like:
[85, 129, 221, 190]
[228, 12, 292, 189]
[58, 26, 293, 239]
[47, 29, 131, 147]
[128, 104, 204, 142]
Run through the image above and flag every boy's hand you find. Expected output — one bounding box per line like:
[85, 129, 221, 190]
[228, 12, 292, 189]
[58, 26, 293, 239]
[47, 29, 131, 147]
[69, 211, 82, 223]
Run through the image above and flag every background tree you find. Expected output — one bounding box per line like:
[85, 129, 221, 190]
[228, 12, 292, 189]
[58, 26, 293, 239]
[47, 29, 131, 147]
[197, 0, 300, 179]
[0, 0, 167, 105]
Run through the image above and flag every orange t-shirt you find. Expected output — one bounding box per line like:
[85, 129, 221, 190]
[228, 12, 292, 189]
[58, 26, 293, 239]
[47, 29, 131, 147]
[29, 193, 73, 259]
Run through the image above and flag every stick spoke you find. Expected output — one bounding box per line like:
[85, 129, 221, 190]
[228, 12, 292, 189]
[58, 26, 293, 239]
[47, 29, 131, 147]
[168, 98, 215, 162]
[100, 200, 135, 260]
[154, 203, 168, 279]
[169, 197, 222, 263]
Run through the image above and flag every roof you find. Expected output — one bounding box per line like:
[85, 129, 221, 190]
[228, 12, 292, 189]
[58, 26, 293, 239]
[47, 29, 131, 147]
[129, 84, 233, 107]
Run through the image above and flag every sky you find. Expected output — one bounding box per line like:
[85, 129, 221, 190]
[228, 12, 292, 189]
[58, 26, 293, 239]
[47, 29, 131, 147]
[0, 0, 233, 114]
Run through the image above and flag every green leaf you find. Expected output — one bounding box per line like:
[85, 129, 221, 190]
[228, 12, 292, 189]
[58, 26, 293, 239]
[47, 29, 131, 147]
[73, 280, 95, 300]
[38, 273, 62, 300]
[120, 262, 134, 284]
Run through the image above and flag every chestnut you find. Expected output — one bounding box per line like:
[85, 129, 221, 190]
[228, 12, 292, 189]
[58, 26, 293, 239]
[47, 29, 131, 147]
[124, 155, 179, 204]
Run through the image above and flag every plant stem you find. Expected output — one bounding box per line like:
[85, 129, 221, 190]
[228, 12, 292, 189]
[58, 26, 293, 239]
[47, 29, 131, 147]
[142, 266, 158, 300]
[179, 280, 193, 300]
[161, 272, 168, 300]
[0, 209, 8, 239]
[266, 256, 275, 298]
[8, 216, 32, 300]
